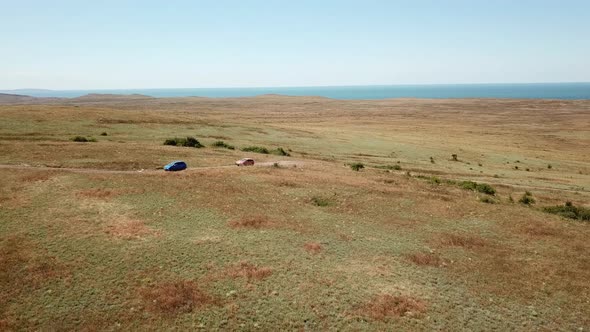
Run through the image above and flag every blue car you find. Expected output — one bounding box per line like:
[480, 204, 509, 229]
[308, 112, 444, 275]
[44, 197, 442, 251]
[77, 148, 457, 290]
[164, 160, 187, 171]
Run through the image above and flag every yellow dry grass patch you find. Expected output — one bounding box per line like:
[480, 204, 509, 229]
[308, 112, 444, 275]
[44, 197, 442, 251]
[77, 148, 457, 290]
[356, 294, 427, 320]
[139, 280, 219, 314]
[105, 217, 160, 240]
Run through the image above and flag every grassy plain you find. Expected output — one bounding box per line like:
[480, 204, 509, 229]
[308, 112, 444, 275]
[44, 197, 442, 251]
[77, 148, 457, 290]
[1, 95, 589, 330]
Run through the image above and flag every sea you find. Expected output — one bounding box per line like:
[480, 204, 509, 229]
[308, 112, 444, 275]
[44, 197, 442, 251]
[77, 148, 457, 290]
[3, 83, 590, 100]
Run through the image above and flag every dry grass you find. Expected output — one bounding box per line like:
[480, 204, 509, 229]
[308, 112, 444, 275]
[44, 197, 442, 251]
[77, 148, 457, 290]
[438, 233, 487, 249]
[77, 188, 118, 199]
[140, 280, 218, 314]
[0, 235, 69, 308]
[358, 294, 427, 320]
[229, 215, 275, 229]
[522, 225, 562, 237]
[19, 171, 56, 183]
[105, 218, 159, 239]
[406, 252, 445, 267]
[303, 242, 322, 254]
[226, 261, 273, 281]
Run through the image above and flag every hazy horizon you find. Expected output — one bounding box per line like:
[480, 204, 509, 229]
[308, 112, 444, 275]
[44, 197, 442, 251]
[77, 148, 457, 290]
[3, 81, 590, 92]
[2, 0, 589, 90]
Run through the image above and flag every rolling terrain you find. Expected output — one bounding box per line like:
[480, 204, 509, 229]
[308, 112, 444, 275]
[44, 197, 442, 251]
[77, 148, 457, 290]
[1, 95, 589, 330]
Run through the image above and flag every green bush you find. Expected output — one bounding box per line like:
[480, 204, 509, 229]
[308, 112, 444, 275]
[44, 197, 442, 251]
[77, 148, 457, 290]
[311, 196, 331, 207]
[458, 181, 495, 195]
[543, 202, 590, 221]
[349, 163, 365, 171]
[163, 138, 178, 146]
[212, 141, 235, 150]
[271, 147, 290, 156]
[241, 146, 270, 154]
[183, 137, 203, 148]
[519, 191, 535, 205]
[164, 137, 203, 148]
[71, 136, 96, 142]
[480, 196, 497, 204]
[375, 164, 402, 171]
[459, 181, 477, 191]
[100, 132, 108, 136]
[475, 183, 496, 195]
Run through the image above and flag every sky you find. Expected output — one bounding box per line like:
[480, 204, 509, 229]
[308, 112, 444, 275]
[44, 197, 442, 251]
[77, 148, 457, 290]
[1, 0, 589, 90]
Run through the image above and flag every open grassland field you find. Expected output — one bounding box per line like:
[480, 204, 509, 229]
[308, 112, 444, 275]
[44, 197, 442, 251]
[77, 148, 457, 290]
[1, 95, 589, 331]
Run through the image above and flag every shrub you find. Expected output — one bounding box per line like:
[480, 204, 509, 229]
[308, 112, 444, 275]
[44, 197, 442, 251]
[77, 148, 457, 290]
[350, 163, 365, 171]
[211, 141, 235, 150]
[241, 146, 269, 154]
[164, 138, 178, 146]
[543, 202, 590, 221]
[479, 196, 497, 204]
[451, 154, 458, 161]
[519, 191, 535, 205]
[475, 183, 496, 195]
[163, 137, 203, 148]
[183, 136, 203, 148]
[458, 181, 495, 195]
[271, 147, 290, 156]
[100, 132, 108, 136]
[311, 196, 331, 207]
[459, 181, 477, 191]
[547, 164, 552, 169]
[71, 136, 96, 142]
[375, 165, 402, 171]
[430, 157, 435, 164]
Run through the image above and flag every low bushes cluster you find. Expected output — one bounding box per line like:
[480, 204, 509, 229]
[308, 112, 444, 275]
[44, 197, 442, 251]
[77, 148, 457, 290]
[271, 147, 290, 156]
[211, 141, 235, 150]
[459, 181, 496, 195]
[414, 176, 496, 195]
[241, 146, 269, 154]
[375, 164, 402, 171]
[71, 136, 96, 142]
[164, 137, 204, 148]
[543, 202, 590, 221]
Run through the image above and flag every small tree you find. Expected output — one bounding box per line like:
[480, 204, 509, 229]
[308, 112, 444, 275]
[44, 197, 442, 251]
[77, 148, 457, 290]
[451, 154, 458, 161]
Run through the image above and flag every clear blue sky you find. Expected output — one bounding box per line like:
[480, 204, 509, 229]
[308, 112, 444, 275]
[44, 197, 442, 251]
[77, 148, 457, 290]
[1, 0, 589, 89]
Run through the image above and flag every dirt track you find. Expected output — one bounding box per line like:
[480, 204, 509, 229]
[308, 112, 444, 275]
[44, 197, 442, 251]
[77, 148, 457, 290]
[0, 160, 304, 175]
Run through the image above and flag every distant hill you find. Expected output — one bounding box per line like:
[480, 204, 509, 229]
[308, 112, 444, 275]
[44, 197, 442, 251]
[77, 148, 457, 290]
[72, 93, 153, 101]
[0, 93, 39, 104]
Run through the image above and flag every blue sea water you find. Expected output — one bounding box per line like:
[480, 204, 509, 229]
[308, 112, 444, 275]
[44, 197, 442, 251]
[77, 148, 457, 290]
[4, 83, 590, 100]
